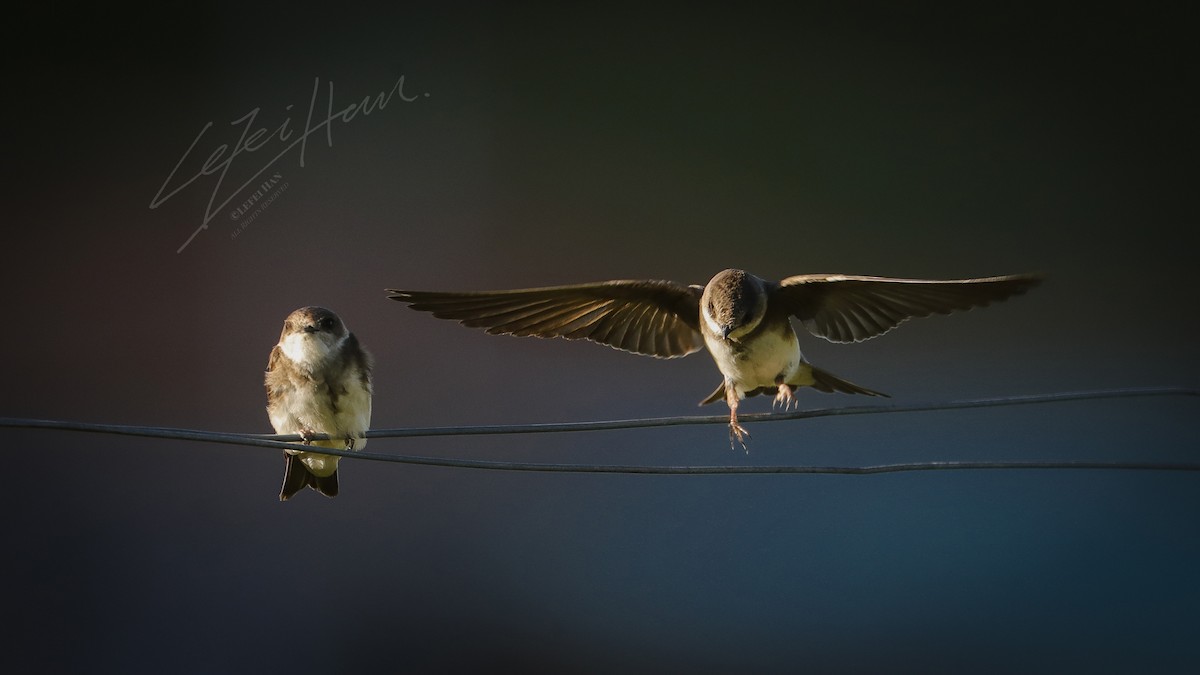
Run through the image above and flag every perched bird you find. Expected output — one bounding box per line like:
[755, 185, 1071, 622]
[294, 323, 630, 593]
[388, 270, 1040, 447]
[265, 306, 373, 500]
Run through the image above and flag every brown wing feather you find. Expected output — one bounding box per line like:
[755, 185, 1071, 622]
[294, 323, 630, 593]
[264, 345, 286, 408]
[387, 280, 705, 358]
[775, 273, 1043, 343]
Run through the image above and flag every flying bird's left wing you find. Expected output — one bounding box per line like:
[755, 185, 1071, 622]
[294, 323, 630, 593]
[387, 280, 705, 358]
[774, 273, 1043, 343]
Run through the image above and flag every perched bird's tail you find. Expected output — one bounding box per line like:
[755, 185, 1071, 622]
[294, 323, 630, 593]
[808, 366, 889, 398]
[279, 454, 339, 501]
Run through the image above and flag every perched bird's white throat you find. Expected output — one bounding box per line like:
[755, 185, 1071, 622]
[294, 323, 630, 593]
[280, 330, 346, 368]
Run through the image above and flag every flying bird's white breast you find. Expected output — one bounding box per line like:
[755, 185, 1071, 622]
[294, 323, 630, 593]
[704, 325, 805, 399]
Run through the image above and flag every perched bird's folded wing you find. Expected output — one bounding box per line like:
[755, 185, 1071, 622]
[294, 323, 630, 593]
[264, 344, 287, 407]
[774, 273, 1043, 343]
[387, 280, 705, 358]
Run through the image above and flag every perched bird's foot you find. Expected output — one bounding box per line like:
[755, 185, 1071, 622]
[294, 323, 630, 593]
[344, 437, 356, 451]
[298, 427, 317, 445]
[729, 422, 751, 452]
[772, 383, 798, 411]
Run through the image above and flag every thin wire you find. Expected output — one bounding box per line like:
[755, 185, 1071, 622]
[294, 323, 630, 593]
[357, 386, 1200, 439]
[1, 387, 1196, 475]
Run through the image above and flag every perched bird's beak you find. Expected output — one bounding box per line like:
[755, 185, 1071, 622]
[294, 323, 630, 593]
[303, 324, 319, 334]
[721, 325, 733, 340]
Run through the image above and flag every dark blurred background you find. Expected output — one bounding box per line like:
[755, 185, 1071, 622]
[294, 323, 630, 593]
[3, 3, 1197, 673]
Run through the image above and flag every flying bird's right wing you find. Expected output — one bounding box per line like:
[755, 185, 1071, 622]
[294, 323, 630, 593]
[774, 273, 1043, 343]
[387, 280, 705, 358]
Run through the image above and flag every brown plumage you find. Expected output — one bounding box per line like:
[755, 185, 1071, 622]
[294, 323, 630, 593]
[388, 270, 1041, 447]
[266, 306, 373, 500]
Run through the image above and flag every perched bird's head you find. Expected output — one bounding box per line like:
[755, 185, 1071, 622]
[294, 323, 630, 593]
[278, 306, 349, 367]
[701, 269, 768, 341]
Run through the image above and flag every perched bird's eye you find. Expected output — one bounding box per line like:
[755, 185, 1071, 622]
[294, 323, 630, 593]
[319, 317, 336, 331]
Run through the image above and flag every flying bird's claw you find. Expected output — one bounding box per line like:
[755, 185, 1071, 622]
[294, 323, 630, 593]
[729, 422, 751, 452]
[773, 383, 798, 411]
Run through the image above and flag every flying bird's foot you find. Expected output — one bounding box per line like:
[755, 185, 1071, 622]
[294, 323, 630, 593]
[729, 421, 751, 452]
[724, 382, 750, 451]
[772, 382, 798, 411]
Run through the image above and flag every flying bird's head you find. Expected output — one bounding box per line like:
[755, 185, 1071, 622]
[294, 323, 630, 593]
[701, 269, 768, 341]
[277, 306, 349, 367]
